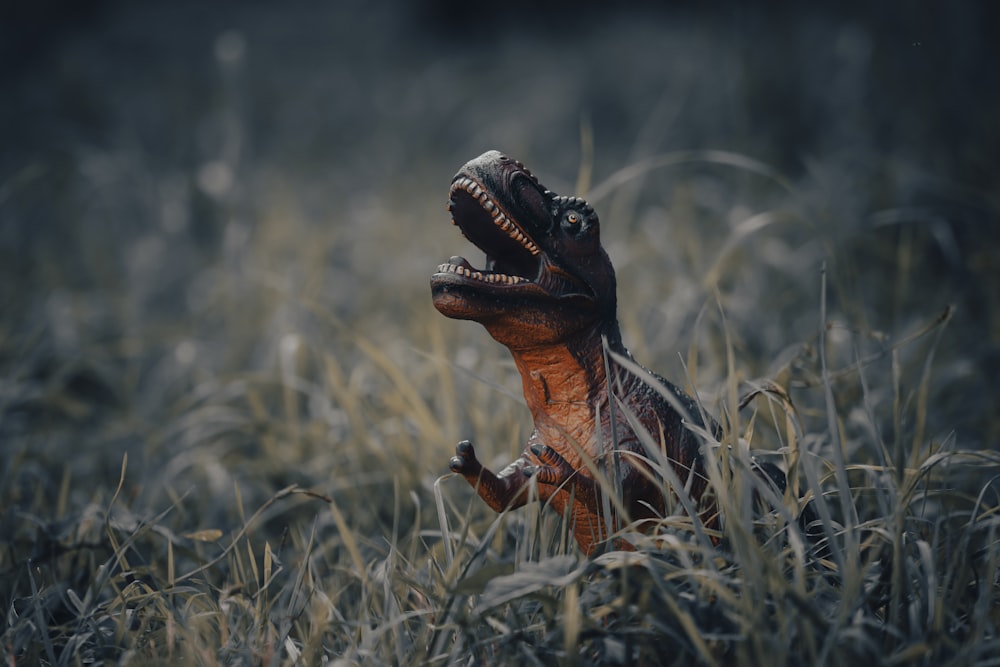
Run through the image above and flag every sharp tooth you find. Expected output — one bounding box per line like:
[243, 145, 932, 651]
[483, 200, 495, 212]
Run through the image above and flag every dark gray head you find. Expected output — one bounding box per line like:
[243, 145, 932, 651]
[431, 150, 617, 349]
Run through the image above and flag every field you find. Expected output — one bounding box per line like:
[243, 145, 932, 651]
[2, 2, 999, 665]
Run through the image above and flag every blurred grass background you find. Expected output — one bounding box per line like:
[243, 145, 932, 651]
[2, 1, 999, 664]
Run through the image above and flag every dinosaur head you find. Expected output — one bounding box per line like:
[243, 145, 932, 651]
[431, 151, 617, 349]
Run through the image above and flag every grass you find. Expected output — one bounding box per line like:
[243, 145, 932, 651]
[3, 5, 999, 664]
[3, 144, 998, 664]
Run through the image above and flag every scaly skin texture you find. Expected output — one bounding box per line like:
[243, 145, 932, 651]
[430, 151, 712, 555]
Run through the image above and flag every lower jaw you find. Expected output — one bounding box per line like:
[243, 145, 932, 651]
[435, 262, 528, 286]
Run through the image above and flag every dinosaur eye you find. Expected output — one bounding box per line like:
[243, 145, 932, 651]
[560, 208, 596, 237]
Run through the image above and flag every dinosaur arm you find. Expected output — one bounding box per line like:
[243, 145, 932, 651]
[449, 439, 556, 512]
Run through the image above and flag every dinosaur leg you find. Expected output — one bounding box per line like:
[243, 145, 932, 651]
[526, 444, 633, 553]
[449, 440, 539, 512]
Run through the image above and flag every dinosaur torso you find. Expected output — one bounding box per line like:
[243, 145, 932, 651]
[430, 151, 710, 555]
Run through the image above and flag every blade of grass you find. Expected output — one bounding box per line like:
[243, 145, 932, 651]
[588, 149, 793, 203]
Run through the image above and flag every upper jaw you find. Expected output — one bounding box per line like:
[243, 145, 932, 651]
[446, 173, 542, 282]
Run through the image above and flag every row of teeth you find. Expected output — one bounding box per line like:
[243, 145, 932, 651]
[437, 263, 526, 285]
[451, 177, 541, 256]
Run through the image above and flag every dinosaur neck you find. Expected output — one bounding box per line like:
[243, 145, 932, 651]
[507, 320, 627, 430]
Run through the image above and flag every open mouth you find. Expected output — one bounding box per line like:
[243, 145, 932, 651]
[435, 174, 545, 287]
